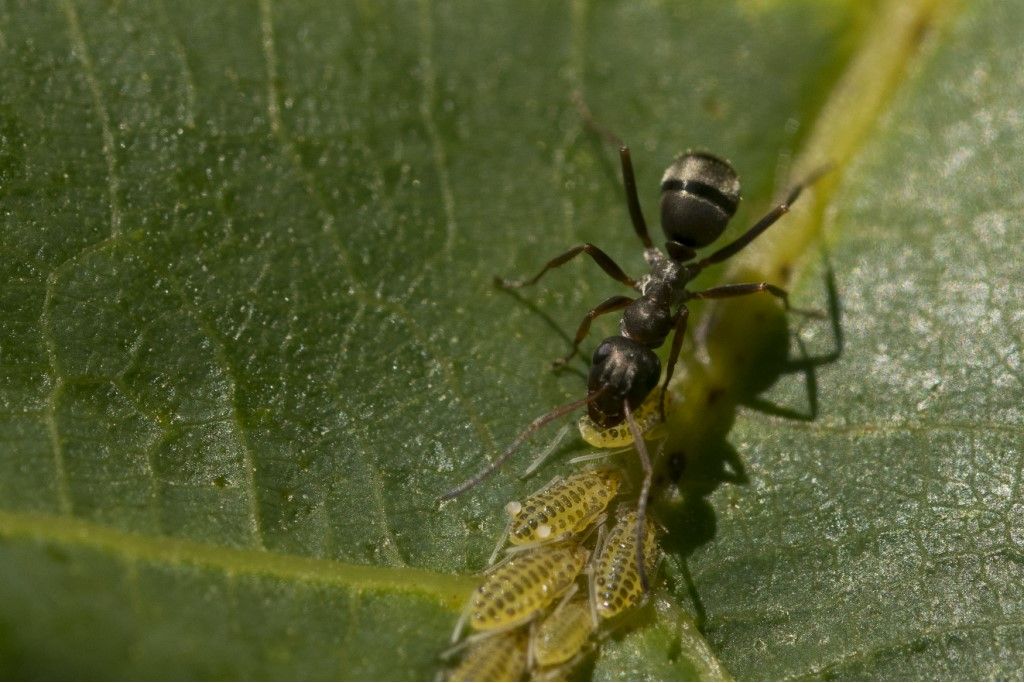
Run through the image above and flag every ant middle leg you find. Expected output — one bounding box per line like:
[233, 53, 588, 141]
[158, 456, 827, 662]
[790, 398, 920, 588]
[691, 282, 824, 318]
[658, 307, 690, 421]
[495, 243, 637, 290]
[553, 295, 634, 368]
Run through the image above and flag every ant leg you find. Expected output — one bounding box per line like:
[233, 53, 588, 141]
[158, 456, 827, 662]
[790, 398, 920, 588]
[495, 243, 637, 290]
[439, 387, 607, 501]
[572, 92, 654, 249]
[658, 307, 690, 422]
[696, 165, 830, 269]
[554, 295, 634, 368]
[690, 282, 823, 318]
[622, 402, 652, 592]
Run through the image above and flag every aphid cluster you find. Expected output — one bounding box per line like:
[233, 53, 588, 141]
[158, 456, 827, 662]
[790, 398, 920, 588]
[444, 468, 663, 681]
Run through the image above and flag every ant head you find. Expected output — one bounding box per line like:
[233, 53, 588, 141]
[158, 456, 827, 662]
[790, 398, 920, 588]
[659, 152, 741, 252]
[587, 336, 661, 428]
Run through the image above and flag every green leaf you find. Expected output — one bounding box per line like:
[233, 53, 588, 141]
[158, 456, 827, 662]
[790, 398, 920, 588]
[2, 0, 1018, 679]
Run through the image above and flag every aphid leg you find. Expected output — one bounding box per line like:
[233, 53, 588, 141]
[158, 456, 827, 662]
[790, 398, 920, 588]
[696, 165, 830, 269]
[527, 619, 538, 670]
[495, 243, 637, 290]
[487, 516, 515, 566]
[450, 596, 474, 644]
[587, 522, 607, 628]
[440, 389, 605, 501]
[521, 425, 572, 478]
[623, 402, 653, 592]
[572, 91, 654, 249]
[658, 307, 690, 422]
[458, 621, 531, 648]
[567, 446, 631, 466]
[577, 503, 608, 533]
[578, 512, 608, 545]
[553, 582, 580, 614]
[482, 550, 517, 575]
[553, 295, 634, 368]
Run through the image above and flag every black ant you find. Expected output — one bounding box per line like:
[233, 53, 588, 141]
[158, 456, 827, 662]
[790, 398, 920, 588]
[442, 99, 826, 592]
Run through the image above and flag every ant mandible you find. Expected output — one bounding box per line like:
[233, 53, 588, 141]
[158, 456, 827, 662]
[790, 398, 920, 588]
[442, 97, 825, 591]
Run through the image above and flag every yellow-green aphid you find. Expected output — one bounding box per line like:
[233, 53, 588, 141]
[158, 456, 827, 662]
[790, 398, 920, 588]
[577, 389, 669, 448]
[531, 595, 594, 668]
[591, 510, 659, 620]
[506, 469, 622, 546]
[446, 629, 528, 682]
[470, 544, 589, 632]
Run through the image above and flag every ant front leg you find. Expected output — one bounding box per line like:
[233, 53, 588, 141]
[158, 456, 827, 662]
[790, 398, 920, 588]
[691, 282, 824, 318]
[658, 307, 690, 421]
[495, 243, 637, 290]
[554, 295, 634, 368]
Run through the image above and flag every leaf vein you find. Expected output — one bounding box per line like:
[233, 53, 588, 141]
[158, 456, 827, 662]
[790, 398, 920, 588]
[61, 0, 122, 237]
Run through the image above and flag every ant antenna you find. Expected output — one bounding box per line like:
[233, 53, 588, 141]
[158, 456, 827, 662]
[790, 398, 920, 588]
[439, 387, 608, 501]
[572, 90, 625, 149]
[622, 401, 653, 592]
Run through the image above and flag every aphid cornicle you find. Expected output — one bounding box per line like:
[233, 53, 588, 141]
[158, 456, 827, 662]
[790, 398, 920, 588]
[592, 509, 659, 621]
[464, 544, 588, 635]
[505, 468, 622, 547]
[442, 96, 824, 594]
[446, 629, 528, 682]
[530, 595, 594, 669]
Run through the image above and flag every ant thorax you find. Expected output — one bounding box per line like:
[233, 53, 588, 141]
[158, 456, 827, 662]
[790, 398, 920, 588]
[638, 247, 694, 306]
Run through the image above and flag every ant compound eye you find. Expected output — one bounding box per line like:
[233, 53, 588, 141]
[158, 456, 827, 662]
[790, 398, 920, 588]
[659, 152, 740, 248]
[591, 339, 615, 364]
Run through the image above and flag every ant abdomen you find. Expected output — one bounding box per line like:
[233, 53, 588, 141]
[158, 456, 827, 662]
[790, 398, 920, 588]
[587, 337, 660, 427]
[659, 152, 741, 248]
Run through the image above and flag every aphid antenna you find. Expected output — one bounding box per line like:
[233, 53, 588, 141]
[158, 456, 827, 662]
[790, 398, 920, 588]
[440, 388, 607, 501]
[521, 423, 573, 478]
